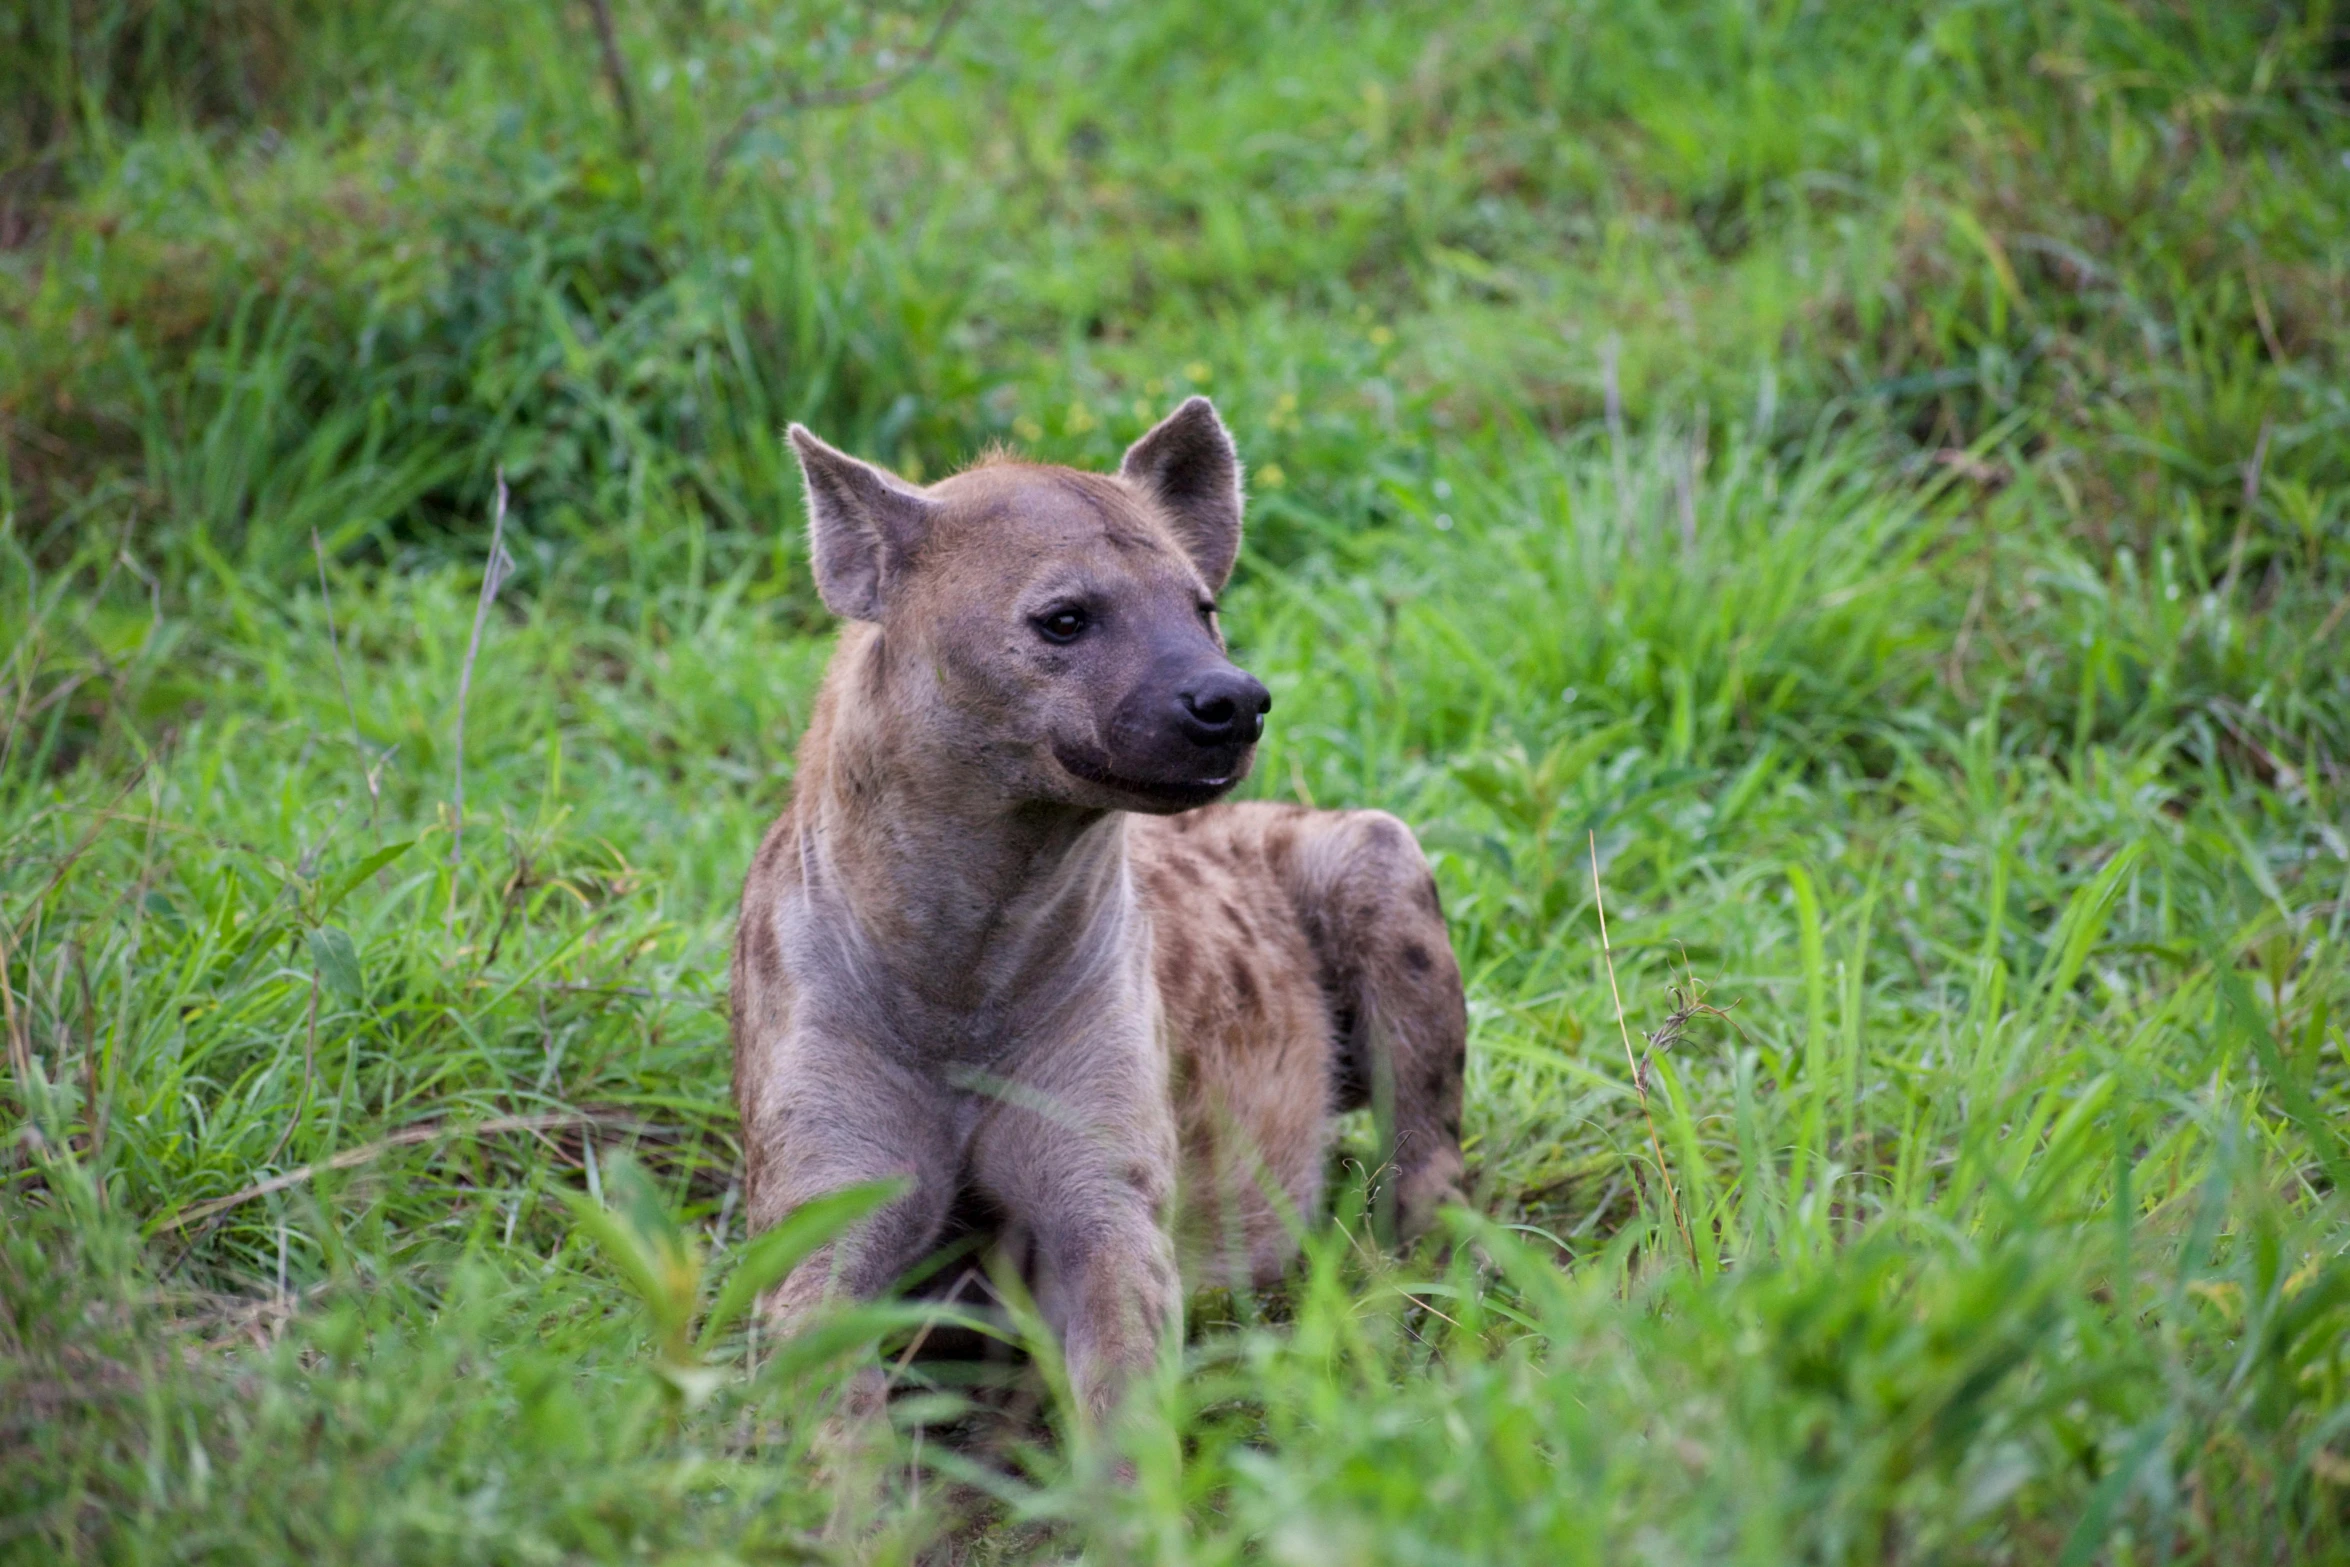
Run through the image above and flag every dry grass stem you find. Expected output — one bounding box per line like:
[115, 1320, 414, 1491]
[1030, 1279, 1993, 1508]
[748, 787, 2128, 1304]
[583, 0, 642, 155]
[155, 1109, 656, 1234]
[2219, 416, 2273, 603]
[257, 972, 319, 1171]
[1, 927, 29, 1112]
[2315, 587, 2350, 646]
[449, 471, 511, 925]
[4, 762, 150, 953]
[706, 0, 971, 175]
[1590, 830, 1699, 1270]
[1600, 334, 1630, 533]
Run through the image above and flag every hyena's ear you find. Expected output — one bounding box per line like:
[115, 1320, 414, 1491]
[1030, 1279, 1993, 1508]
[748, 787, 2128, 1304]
[1120, 396, 1243, 591]
[788, 424, 937, 621]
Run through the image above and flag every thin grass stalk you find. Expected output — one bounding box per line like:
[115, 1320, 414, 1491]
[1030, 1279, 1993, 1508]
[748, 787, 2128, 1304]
[74, 944, 98, 1160]
[448, 471, 510, 930]
[582, 0, 643, 157]
[1600, 335, 1630, 538]
[1787, 863, 1831, 1231]
[257, 970, 318, 1171]
[311, 527, 376, 832]
[0, 926, 29, 1114]
[1590, 831, 1698, 1270]
[2219, 416, 2273, 604]
[154, 1109, 656, 1234]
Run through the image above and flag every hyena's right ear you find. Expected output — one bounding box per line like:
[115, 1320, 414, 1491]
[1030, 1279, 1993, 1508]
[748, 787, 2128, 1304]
[788, 424, 937, 621]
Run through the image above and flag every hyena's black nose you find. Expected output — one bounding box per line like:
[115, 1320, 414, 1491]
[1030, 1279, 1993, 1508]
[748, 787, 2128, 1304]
[1178, 668, 1272, 746]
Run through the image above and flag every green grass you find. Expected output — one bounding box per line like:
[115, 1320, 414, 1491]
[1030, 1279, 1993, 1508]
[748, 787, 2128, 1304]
[5, 0, 2350, 1560]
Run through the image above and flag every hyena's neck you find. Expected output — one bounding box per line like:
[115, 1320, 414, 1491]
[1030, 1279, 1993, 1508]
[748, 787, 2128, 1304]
[794, 646, 1142, 1013]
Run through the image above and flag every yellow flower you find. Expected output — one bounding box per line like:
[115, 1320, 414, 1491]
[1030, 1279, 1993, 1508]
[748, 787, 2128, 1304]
[1256, 463, 1286, 489]
[1066, 402, 1098, 434]
[1013, 416, 1043, 443]
[1368, 325, 1394, 347]
[1184, 361, 1212, 384]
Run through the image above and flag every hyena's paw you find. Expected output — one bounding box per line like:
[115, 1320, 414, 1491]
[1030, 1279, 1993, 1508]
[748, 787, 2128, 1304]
[1395, 1146, 1469, 1245]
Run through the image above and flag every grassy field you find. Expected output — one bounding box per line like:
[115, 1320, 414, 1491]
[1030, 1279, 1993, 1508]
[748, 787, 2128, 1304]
[5, 0, 2350, 1560]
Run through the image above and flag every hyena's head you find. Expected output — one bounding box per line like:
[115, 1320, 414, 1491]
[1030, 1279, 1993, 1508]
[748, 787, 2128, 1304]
[788, 397, 1271, 814]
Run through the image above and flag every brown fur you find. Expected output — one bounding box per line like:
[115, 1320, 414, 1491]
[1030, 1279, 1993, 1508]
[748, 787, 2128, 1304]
[730, 400, 1466, 1428]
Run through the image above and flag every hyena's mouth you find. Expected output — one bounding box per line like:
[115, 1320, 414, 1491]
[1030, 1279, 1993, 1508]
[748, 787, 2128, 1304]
[1053, 743, 1247, 810]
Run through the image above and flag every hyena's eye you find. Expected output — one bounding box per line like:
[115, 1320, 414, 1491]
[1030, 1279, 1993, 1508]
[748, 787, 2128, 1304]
[1033, 605, 1090, 644]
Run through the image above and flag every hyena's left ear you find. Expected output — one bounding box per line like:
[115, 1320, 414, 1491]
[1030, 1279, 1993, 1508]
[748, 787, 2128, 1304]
[1120, 396, 1243, 591]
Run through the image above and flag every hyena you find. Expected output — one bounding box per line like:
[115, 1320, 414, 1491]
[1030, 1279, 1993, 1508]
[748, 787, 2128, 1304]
[730, 397, 1468, 1428]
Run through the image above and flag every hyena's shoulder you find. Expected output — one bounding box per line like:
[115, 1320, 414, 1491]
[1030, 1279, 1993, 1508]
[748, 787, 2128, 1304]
[1131, 800, 1441, 929]
[1128, 799, 1443, 1017]
[1130, 800, 1315, 919]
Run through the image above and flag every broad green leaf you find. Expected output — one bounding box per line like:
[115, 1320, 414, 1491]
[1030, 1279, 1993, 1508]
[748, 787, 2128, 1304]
[582, 1150, 702, 1348]
[558, 1188, 671, 1323]
[699, 1178, 908, 1353]
[324, 839, 414, 914]
[750, 1301, 947, 1386]
[308, 925, 363, 1000]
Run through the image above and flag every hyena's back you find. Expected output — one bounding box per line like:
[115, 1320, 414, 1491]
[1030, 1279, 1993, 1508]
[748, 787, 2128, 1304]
[1132, 800, 1468, 1285]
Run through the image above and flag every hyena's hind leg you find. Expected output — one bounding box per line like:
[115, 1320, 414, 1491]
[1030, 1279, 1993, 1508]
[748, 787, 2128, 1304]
[1289, 809, 1469, 1245]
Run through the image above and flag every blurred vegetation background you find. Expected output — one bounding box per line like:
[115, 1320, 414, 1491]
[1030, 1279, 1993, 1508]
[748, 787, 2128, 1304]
[4, 1, 2349, 1561]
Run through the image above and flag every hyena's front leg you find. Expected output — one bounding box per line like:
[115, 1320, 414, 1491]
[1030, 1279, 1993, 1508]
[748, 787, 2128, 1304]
[968, 1043, 1182, 1433]
[743, 1036, 961, 1427]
